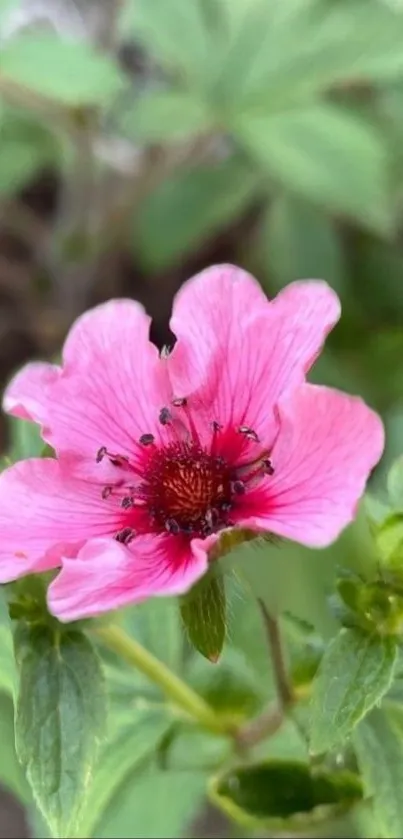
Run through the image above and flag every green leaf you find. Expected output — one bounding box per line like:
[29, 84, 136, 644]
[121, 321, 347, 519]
[354, 705, 403, 838]
[134, 158, 261, 271]
[121, 90, 212, 143]
[95, 765, 206, 839]
[8, 415, 44, 461]
[388, 457, 403, 510]
[0, 108, 59, 196]
[310, 628, 397, 755]
[210, 760, 363, 830]
[14, 625, 107, 838]
[77, 706, 172, 837]
[0, 587, 16, 696]
[0, 33, 124, 106]
[180, 573, 226, 662]
[260, 193, 347, 295]
[233, 104, 390, 232]
[121, 0, 213, 88]
[0, 692, 31, 802]
[222, 0, 403, 108]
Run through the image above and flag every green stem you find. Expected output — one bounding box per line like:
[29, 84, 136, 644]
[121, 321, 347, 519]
[94, 623, 231, 736]
[258, 599, 294, 709]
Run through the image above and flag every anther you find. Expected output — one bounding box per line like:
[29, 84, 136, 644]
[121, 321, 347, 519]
[238, 426, 260, 443]
[172, 397, 187, 408]
[232, 480, 246, 495]
[262, 458, 275, 475]
[139, 433, 155, 446]
[96, 446, 107, 463]
[121, 496, 134, 509]
[159, 407, 172, 426]
[102, 485, 113, 499]
[212, 421, 222, 432]
[221, 502, 232, 513]
[115, 527, 136, 544]
[165, 518, 180, 535]
[109, 454, 129, 468]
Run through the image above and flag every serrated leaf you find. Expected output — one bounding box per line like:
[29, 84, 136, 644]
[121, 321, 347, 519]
[233, 105, 390, 233]
[354, 705, 403, 838]
[0, 33, 124, 106]
[14, 625, 107, 838]
[310, 628, 397, 755]
[210, 760, 362, 830]
[121, 90, 212, 143]
[261, 193, 347, 294]
[77, 706, 172, 837]
[181, 573, 226, 662]
[134, 158, 260, 271]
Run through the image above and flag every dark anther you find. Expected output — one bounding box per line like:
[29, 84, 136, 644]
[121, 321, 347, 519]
[115, 527, 136, 544]
[159, 407, 172, 425]
[121, 496, 134, 509]
[165, 518, 180, 535]
[139, 433, 155, 446]
[221, 502, 232, 513]
[232, 480, 246, 495]
[102, 485, 112, 499]
[109, 454, 129, 468]
[262, 458, 275, 476]
[172, 396, 187, 407]
[212, 420, 222, 432]
[96, 446, 107, 463]
[238, 425, 260, 443]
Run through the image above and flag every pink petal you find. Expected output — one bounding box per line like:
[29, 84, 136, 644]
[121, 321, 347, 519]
[48, 534, 209, 622]
[241, 384, 384, 547]
[169, 268, 340, 448]
[0, 458, 122, 583]
[3, 362, 61, 430]
[4, 300, 171, 464]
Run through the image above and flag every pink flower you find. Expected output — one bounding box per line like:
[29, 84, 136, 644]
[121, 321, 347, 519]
[0, 265, 383, 622]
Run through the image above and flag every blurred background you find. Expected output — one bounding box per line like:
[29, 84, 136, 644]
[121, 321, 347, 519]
[1, 0, 403, 835]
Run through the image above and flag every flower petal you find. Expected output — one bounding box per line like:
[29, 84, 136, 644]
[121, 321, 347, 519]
[3, 361, 61, 429]
[169, 269, 340, 449]
[48, 534, 208, 622]
[0, 458, 122, 583]
[240, 384, 384, 547]
[4, 300, 171, 463]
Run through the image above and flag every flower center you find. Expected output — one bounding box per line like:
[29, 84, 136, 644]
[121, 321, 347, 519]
[96, 398, 274, 543]
[139, 442, 233, 537]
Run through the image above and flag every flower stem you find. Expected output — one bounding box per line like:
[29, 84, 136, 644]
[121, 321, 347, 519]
[258, 599, 294, 709]
[237, 601, 294, 750]
[94, 623, 231, 736]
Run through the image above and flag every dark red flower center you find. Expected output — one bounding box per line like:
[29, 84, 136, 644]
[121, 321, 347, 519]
[96, 398, 274, 543]
[138, 442, 233, 537]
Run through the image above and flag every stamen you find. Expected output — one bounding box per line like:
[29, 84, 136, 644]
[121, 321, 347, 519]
[115, 527, 136, 544]
[139, 433, 155, 446]
[96, 446, 107, 463]
[102, 485, 113, 499]
[238, 425, 260, 443]
[109, 454, 129, 468]
[159, 407, 172, 426]
[165, 518, 180, 535]
[232, 480, 246, 495]
[121, 496, 134, 509]
[172, 396, 187, 408]
[262, 458, 275, 476]
[212, 421, 222, 432]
